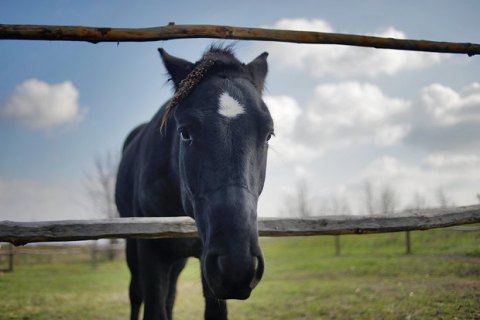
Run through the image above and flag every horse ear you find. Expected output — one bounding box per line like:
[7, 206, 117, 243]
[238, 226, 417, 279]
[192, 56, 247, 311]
[158, 48, 194, 89]
[247, 52, 269, 92]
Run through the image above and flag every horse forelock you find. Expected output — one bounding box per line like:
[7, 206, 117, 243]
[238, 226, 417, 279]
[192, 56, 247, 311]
[160, 46, 250, 133]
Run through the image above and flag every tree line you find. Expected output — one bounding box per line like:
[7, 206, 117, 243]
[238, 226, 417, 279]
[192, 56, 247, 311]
[282, 179, 478, 217]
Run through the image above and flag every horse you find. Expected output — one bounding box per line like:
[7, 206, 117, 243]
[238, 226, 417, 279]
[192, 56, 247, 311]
[115, 46, 273, 320]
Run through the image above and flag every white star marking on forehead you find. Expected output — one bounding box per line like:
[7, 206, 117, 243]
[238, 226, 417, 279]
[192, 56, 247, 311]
[218, 92, 245, 118]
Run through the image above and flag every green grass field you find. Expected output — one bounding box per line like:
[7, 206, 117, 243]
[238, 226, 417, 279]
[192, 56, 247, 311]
[0, 229, 479, 319]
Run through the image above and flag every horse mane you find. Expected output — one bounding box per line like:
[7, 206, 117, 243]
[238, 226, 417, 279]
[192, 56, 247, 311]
[160, 45, 243, 133]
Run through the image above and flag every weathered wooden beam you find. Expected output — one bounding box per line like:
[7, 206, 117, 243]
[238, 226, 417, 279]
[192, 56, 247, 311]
[259, 205, 480, 236]
[0, 217, 197, 246]
[0, 205, 479, 246]
[1, 23, 479, 56]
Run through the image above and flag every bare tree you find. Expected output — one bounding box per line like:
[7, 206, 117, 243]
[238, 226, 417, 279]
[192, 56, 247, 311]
[329, 195, 352, 215]
[318, 194, 352, 215]
[364, 181, 376, 215]
[379, 184, 398, 215]
[362, 181, 398, 215]
[435, 187, 454, 208]
[283, 179, 314, 217]
[86, 151, 118, 220]
[476, 193, 480, 204]
[410, 191, 427, 210]
[85, 151, 119, 262]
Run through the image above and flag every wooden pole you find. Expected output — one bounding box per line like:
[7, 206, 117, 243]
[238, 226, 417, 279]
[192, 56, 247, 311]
[405, 231, 412, 255]
[7, 244, 14, 272]
[0, 205, 479, 246]
[0, 23, 479, 56]
[334, 235, 341, 256]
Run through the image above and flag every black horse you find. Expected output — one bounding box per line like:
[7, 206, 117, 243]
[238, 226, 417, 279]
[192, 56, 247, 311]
[115, 46, 273, 320]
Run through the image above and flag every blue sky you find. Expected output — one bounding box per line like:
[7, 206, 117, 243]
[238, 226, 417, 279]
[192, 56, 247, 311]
[1, 1, 479, 220]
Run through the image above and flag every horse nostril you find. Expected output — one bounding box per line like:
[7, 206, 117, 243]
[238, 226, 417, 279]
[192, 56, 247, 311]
[250, 254, 264, 289]
[253, 256, 258, 273]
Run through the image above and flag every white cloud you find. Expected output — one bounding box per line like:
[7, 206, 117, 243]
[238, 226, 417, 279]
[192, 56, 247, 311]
[268, 81, 480, 155]
[262, 18, 443, 77]
[1, 79, 86, 130]
[265, 95, 319, 163]
[420, 82, 480, 126]
[298, 81, 411, 149]
[265, 95, 301, 139]
[423, 153, 480, 168]
[407, 82, 480, 151]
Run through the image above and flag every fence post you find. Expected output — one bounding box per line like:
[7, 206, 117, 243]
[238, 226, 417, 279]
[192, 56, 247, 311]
[7, 243, 14, 272]
[405, 231, 412, 255]
[107, 238, 118, 261]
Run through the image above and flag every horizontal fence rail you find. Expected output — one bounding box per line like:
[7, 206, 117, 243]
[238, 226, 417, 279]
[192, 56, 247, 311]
[1, 205, 479, 246]
[1, 23, 479, 56]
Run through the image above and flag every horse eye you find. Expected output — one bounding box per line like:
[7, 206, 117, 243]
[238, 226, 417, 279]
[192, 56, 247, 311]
[179, 128, 192, 142]
[266, 131, 275, 142]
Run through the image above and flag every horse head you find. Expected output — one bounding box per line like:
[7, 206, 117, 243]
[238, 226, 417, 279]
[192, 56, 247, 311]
[159, 47, 273, 300]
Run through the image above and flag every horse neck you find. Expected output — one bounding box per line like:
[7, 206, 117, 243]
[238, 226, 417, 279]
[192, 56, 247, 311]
[138, 108, 183, 215]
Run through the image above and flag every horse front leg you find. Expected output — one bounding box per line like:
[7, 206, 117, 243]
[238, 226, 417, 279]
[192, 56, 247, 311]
[126, 239, 143, 320]
[201, 270, 227, 320]
[137, 239, 171, 320]
[166, 258, 188, 320]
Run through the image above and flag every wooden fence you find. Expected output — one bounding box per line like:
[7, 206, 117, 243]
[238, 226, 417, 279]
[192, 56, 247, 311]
[0, 242, 125, 271]
[1, 205, 479, 246]
[0, 23, 479, 247]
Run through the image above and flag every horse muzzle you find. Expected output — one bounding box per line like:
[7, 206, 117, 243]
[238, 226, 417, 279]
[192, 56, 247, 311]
[204, 249, 265, 300]
[194, 186, 265, 300]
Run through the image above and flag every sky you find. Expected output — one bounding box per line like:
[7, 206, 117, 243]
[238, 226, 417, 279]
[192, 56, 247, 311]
[0, 1, 479, 221]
